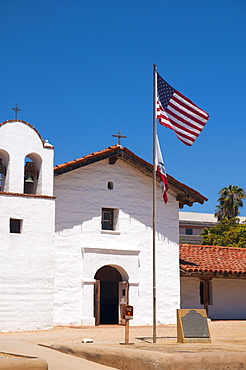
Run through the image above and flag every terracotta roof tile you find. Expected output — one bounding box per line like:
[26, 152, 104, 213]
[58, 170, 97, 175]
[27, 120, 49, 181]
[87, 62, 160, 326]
[180, 244, 246, 275]
[54, 145, 119, 170]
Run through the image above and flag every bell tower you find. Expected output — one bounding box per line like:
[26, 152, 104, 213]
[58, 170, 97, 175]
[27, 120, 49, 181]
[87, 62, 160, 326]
[0, 119, 55, 332]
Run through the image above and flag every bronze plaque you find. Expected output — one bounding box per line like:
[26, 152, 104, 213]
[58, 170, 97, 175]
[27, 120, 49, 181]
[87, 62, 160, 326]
[177, 309, 211, 343]
[181, 310, 209, 338]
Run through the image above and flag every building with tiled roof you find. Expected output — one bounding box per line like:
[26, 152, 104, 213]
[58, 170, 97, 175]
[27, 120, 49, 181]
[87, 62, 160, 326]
[180, 244, 246, 319]
[1, 119, 210, 331]
[53, 145, 207, 327]
[2, 119, 245, 332]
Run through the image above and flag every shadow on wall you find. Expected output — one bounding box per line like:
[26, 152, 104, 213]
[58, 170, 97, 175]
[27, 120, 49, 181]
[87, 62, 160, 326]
[55, 205, 178, 245]
[54, 159, 178, 241]
[54, 190, 177, 239]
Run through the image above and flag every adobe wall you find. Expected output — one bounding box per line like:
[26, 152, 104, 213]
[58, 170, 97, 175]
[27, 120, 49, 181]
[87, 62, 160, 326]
[54, 158, 180, 326]
[180, 276, 246, 319]
[0, 120, 55, 331]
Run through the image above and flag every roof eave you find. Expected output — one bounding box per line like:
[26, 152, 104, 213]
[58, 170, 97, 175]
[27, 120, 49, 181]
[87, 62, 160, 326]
[180, 269, 246, 279]
[54, 146, 207, 208]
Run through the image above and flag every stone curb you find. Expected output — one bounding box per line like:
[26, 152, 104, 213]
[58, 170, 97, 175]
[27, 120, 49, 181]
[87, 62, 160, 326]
[49, 344, 246, 370]
[0, 352, 48, 370]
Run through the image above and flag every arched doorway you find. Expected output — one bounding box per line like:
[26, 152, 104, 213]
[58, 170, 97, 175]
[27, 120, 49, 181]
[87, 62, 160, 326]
[94, 265, 128, 325]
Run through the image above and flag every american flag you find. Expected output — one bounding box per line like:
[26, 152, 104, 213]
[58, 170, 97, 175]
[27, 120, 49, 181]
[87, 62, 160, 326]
[156, 73, 209, 146]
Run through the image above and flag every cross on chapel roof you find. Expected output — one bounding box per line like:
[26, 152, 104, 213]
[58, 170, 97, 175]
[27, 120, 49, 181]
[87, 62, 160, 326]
[112, 130, 126, 145]
[12, 104, 21, 120]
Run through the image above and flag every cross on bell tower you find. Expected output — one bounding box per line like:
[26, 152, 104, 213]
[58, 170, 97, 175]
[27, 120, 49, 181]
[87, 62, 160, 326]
[112, 130, 127, 145]
[12, 104, 21, 120]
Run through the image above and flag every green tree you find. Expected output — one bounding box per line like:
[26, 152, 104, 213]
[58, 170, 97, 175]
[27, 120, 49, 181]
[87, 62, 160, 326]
[202, 218, 246, 248]
[215, 185, 246, 221]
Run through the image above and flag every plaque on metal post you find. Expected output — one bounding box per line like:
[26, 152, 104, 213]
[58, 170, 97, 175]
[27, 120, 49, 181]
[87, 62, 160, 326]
[177, 309, 211, 343]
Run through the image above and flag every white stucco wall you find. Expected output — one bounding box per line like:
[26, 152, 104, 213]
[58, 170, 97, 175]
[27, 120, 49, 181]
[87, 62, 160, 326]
[0, 121, 55, 332]
[180, 277, 202, 310]
[0, 196, 55, 331]
[210, 279, 246, 319]
[181, 276, 246, 320]
[54, 157, 180, 326]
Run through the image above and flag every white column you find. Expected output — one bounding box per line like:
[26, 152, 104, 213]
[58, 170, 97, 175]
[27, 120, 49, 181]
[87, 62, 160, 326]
[81, 279, 96, 326]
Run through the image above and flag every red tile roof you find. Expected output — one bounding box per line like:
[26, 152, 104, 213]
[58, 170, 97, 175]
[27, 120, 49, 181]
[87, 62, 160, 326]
[180, 244, 246, 276]
[54, 145, 120, 171]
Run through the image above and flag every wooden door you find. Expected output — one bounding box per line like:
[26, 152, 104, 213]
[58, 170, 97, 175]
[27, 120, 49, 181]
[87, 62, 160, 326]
[94, 280, 100, 326]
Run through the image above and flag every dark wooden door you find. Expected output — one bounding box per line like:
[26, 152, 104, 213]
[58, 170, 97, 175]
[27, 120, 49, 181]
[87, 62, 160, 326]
[94, 280, 100, 326]
[94, 266, 122, 325]
[100, 281, 119, 324]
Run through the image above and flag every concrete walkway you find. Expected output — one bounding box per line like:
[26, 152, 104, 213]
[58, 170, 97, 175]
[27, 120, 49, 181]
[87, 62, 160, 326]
[1, 322, 246, 369]
[50, 342, 246, 370]
[0, 340, 115, 370]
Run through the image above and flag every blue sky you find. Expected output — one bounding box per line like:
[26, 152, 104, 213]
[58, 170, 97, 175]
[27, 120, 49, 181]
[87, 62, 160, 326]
[1, 0, 246, 215]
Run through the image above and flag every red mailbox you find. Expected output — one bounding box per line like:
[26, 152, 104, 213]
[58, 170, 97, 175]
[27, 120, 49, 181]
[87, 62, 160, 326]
[124, 305, 133, 320]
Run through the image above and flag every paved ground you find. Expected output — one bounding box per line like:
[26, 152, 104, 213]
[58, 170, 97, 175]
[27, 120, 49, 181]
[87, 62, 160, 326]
[0, 321, 246, 369]
[0, 339, 115, 369]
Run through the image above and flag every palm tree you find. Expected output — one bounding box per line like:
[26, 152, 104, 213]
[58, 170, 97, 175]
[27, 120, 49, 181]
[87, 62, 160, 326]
[215, 185, 246, 221]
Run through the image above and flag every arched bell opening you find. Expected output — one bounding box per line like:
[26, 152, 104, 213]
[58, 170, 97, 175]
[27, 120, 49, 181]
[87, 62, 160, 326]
[94, 265, 129, 325]
[0, 149, 9, 192]
[23, 153, 42, 194]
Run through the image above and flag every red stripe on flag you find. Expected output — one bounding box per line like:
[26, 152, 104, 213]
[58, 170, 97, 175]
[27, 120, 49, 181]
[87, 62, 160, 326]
[158, 112, 197, 145]
[168, 100, 206, 127]
[174, 91, 209, 120]
[165, 108, 202, 135]
[156, 72, 209, 146]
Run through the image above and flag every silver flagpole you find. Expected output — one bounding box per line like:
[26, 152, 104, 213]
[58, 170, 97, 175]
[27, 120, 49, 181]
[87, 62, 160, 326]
[152, 64, 157, 343]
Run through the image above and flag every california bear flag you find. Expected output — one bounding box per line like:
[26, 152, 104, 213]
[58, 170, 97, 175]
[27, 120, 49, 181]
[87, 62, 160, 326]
[155, 134, 168, 203]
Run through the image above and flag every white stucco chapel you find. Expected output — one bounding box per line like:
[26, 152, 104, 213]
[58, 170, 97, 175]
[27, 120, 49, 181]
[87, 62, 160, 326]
[0, 119, 209, 332]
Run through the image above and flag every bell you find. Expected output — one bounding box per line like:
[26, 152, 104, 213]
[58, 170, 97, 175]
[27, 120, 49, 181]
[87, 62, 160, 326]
[25, 173, 34, 183]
